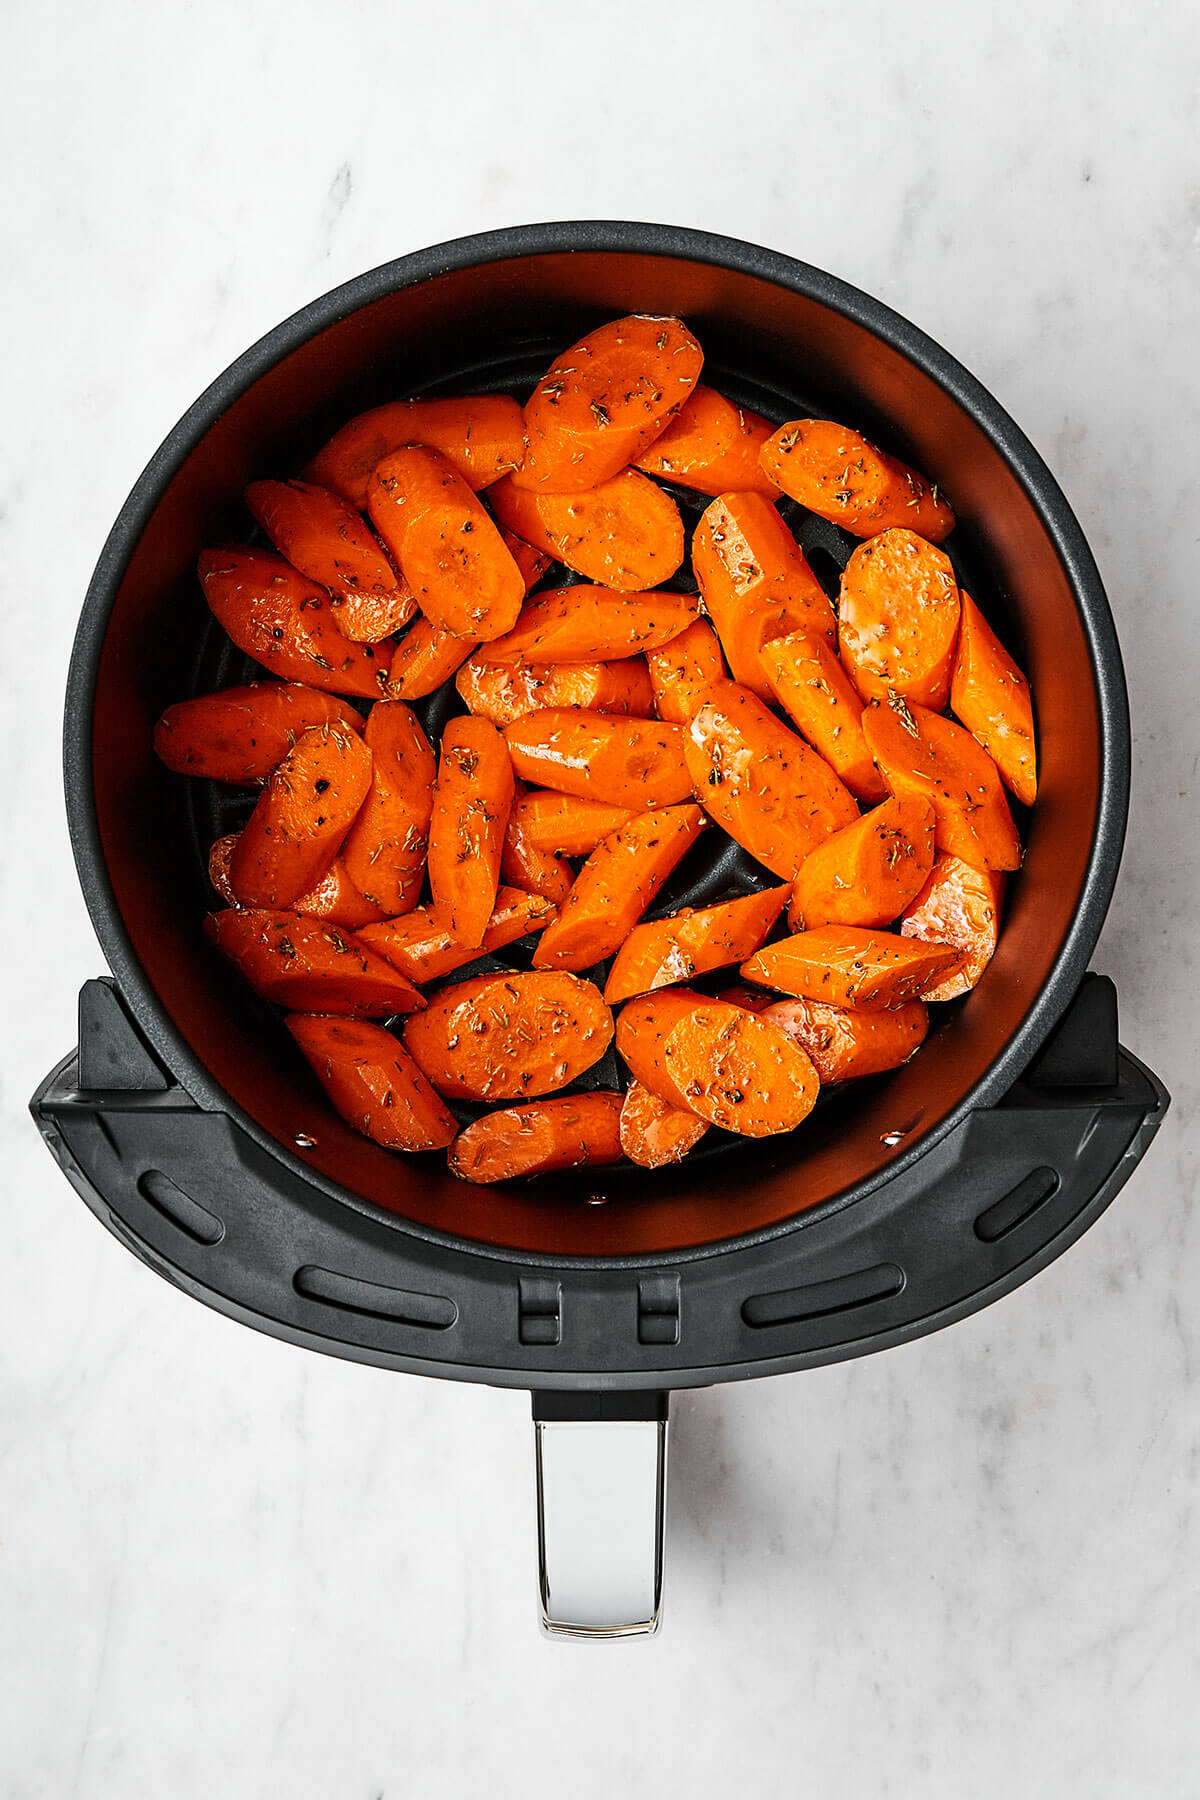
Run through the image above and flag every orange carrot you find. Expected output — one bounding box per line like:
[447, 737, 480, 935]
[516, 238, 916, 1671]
[900, 852, 1005, 1000]
[740, 925, 961, 1011]
[615, 988, 819, 1137]
[691, 492, 836, 698]
[244, 479, 415, 643]
[760, 418, 955, 542]
[713, 983, 776, 1014]
[228, 723, 373, 909]
[388, 618, 480, 700]
[838, 529, 961, 708]
[500, 779, 574, 905]
[403, 971, 613, 1101]
[448, 1093, 624, 1183]
[645, 620, 729, 724]
[508, 790, 635, 857]
[488, 470, 685, 591]
[205, 909, 425, 1015]
[619, 1081, 709, 1168]
[304, 395, 526, 509]
[789, 795, 935, 931]
[200, 548, 391, 699]
[949, 592, 1037, 806]
[760, 631, 886, 802]
[359, 886, 556, 985]
[427, 716, 514, 947]
[287, 1015, 456, 1151]
[500, 529, 554, 593]
[367, 446, 525, 641]
[209, 834, 385, 930]
[604, 886, 790, 1003]
[505, 710, 693, 810]
[861, 697, 1022, 871]
[477, 586, 697, 664]
[515, 315, 703, 492]
[455, 655, 654, 729]
[761, 997, 929, 1081]
[635, 386, 780, 499]
[153, 682, 365, 786]
[339, 700, 435, 915]
[684, 680, 859, 878]
[532, 805, 705, 971]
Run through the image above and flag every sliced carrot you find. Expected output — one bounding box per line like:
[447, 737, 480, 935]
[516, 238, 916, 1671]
[713, 983, 775, 1014]
[340, 700, 435, 915]
[532, 805, 706, 972]
[228, 723, 373, 909]
[153, 682, 365, 786]
[478, 586, 697, 664]
[760, 418, 955, 542]
[205, 909, 425, 1015]
[615, 988, 819, 1137]
[861, 698, 1022, 871]
[619, 1081, 709, 1169]
[740, 926, 961, 1011]
[950, 592, 1037, 806]
[304, 394, 526, 509]
[427, 716, 514, 948]
[209, 834, 385, 929]
[645, 620, 729, 724]
[500, 779, 575, 906]
[604, 886, 790, 1003]
[367, 446, 525, 641]
[761, 997, 929, 1081]
[692, 492, 836, 698]
[760, 631, 886, 803]
[635, 386, 780, 499]
[403, 971, 613, 1101]
[199, 548, 391, 699]
[900, 852, 1005, 1000]
[448, 1093, 624, 1184]
[789, 796, 934, 931]
[388, 618, 479, 700]
[500, 529, 554, 593]
[287, 1015, 455, 1151]
[488, 470, 685, 591]
[244, 479, 414, 643]
[684, 680, 859, 878]
[838, 529, 961, 709]
[359, 886, 556, 985]
[455, 655, 654, 729]
[515, 315, 703, 492]
[505, 710, 693, 811]
[508, 790, 635, 857]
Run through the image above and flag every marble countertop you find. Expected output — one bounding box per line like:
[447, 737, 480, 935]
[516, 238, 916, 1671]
[3, 1, 1198, 1793]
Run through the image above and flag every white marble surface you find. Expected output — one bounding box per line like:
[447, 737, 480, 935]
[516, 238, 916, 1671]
[2, 1, 1198, 1793]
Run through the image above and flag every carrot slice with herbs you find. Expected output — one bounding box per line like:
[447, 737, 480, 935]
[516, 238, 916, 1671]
[500, 779, 575, 905]
[368, 446, 524, 641]
[713, 983, 776, 1014]
[488, 470, 685, 591]
[692, 492, 836, 698]
[740, 925, 961, 1011]
[838, 529, 961, 709]
[448, 1093, 624, 1183]
[388, 618, 479, 700]
[205, 909, 425, 1015]
[645, 620, 729, 724]
[508, 790, 635, 857]
[244, 479, 415, 643]
[604, 885, 790, 1003]
[635, 386, 780, 499]
[228, 723, 373, 909]
[615, 988, 819, 1137]
[862, 698, 1022, 871]
[359, 886, 556, 985]
[684, 680, 859, 878]
[949, 592, 1037, 806]
[532, 804, 706, 972]
[154, 682, 365, 786]
[760, 418, 955, 543]
[619, 1082, 710, 1168]
[200, 548, 391, 699]
[500, 529, 554, 593]
[340, 700, 435, 915]
[505, 710, 693, 811]
[427, 716, 515, 947]
[456, 655, 654, 728]
[403, 971, 613, 1101]
[760, 631, 886, 803]
[761, 997, 929, 1081]
[789, 795, 934, 931]
[287, 1015, 455, 1151]
[478, 586, 697, 665]
[900, 852, 1005, 1000]
[515, 314, 703, 493]
[304, 395, 526, 509]
[209, 834, 385, 929]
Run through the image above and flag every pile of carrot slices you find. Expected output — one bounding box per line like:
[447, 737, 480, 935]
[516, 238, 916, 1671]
[154, 314, 1037, 1185]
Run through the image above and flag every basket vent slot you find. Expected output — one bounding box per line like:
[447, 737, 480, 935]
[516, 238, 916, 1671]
[742, 1262, 904, 1329]
[294, 1266, 456, 1329]
[974, 1167, 1061, 1243]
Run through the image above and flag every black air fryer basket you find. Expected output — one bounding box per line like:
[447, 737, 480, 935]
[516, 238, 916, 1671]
[32, 223, 1169, 1636]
